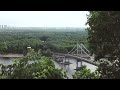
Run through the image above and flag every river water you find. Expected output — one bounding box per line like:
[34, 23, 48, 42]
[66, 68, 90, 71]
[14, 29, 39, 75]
[0, 57, 97, 79]
[0, 57, 14, 65]
[53, 58, 97, 79]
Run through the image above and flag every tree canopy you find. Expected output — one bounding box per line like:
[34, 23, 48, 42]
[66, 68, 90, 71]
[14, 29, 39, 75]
[0, 28, 88, 55]
[86, 11, 120, 79]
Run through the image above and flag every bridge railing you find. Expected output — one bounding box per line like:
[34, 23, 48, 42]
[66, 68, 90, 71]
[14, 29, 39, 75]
[53, 52, 98, 66]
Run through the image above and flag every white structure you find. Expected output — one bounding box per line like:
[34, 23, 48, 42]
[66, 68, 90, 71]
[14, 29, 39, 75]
[27, 47, 31, 49]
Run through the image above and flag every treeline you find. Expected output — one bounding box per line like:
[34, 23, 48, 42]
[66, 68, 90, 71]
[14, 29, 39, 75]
[0, 28, 88, 55]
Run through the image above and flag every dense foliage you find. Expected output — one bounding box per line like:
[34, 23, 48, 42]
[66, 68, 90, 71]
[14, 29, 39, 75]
[86, 11, 120, 79]
[0, 49, 67, 79]
[73, 65, 100, 79]
[0, 28, 88, 55]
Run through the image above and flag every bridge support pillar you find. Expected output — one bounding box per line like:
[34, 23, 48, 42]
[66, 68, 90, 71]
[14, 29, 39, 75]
[76, 60, 83, 68]
[75, 59, 83, 71]
[80, 61, 82, 67]
[76, 60, 78, 68]
[65, 56, 66, 62]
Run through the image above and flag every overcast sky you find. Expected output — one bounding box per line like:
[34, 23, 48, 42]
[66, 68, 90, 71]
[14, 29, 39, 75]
[0, 11, 89, 27]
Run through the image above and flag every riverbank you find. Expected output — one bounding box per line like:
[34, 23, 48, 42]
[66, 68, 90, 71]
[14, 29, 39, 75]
[0, 54, 24, 58]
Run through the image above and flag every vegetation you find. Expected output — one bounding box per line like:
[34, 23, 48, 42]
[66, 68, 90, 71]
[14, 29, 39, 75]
[0, 49, 67, 79]
[0, 27, 94, 79]
[73, 65, 100, 79]
[3, 11, 120, 79]
[86, 11, 120, 79]
[0, 28, 88, 55]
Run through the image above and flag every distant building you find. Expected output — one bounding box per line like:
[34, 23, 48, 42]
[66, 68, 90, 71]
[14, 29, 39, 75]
[27, 47, 32, 53]
[0, 25, 8, 28]
[27, 47, 31, 49]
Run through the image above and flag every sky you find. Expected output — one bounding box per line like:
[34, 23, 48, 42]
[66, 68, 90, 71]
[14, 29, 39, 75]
[0, 11, 89, 27]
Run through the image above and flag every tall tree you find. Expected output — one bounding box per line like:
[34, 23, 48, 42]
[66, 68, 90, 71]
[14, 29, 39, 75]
[86, 11, 120, 79]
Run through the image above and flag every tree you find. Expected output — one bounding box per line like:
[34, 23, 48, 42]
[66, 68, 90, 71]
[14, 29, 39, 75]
[0, 42, 8, 54]
[0, 49, 67, 79]
[42, 49, 52, 57]
[86, 11, 120, 79]
[40, 36, 49, 42]
[73, 66, 100, 79]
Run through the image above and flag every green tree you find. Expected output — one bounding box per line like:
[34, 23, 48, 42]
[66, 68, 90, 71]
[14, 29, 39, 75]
[86, 11, 120, 79]
[40, 36, 49, 41]
[73, 65, 100, 79]
[0, 49, 67, 79]
[0, 42, 8, 54]
[42, 49, 52, 57]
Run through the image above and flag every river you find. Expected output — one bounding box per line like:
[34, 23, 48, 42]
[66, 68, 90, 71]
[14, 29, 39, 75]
[0, 57, 14, 65]
[0, 56, 97, 79]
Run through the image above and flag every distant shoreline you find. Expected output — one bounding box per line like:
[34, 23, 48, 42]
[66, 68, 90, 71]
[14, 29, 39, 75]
[0, 54, 24, 58]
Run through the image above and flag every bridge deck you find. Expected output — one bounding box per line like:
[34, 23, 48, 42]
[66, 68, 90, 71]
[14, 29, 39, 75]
[53, 53, 98, 66]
